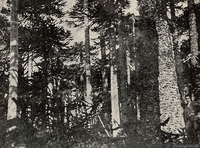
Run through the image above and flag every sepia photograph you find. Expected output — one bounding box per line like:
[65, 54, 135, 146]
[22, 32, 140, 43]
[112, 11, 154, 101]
[0, 0, 200, 147]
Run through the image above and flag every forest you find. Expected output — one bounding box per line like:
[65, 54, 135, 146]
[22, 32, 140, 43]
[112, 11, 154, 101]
[0, 0, 200, 147]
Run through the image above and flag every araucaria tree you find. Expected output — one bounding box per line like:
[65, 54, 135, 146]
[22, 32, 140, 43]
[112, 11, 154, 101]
[155, 0, 185, 134]
[1, 0, 200, 146]
[137, 0, 185, 141]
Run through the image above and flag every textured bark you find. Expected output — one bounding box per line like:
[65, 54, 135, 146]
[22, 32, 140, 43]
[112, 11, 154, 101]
[189, 0, 200, 143]
[110, 29, 121, 137]
[156, 18, 185, 134]
[7, 0, 18, 120]
[84, 0, 93, 110]
[188, 0, 199, 67]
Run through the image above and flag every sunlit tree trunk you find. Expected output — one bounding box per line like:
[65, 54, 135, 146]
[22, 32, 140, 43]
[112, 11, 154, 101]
[7, 0, 18, 120]
[84, 0, 93, 113]
[110, 27, 121, 137]
[156, 18, 185, 134]
[132, 18, 141, 121]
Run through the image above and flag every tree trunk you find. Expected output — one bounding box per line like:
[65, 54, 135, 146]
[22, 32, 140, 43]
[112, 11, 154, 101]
[84, 0, 93, 113]
[188, 0, 199, 67]
[7, 0, 18, 120]
[118, 20, 128, 125]
[188, 0, 200, 143]
[156, 18, 185, 134]
[136, 18, 161, 143]
[110, 28, 121, 137]
[100, 28, 108, 93]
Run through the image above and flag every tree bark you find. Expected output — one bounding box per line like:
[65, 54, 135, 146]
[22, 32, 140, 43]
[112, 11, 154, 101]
[110, 28, 121, 137]
[118, 19, 128, 125]
[156, 18, 185, 134]
[100, 28, 108, 93]
[7, 0, 18, 120]
[188, 0, 200, 143]
[188, 0, 199, 67]
[84, 0, 93, 113]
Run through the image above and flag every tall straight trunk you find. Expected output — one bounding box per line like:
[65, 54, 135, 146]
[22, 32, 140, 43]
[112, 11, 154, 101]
[100, 28, 108, 92]
[118, 20, 128, 125]
[110, 28, 121, 137]
[188, 0, 199, 67]
[136, 18, 161, 142]
[7, 0, 18, 120]
[84, 0, 93, 111]
[188, 0, 200, 143]
[156, 18, 185, 134]
[188, 0, 200, 103]
[28, 52, 33, 80]
[126, 43, 131, 86]
[132, 18, 141, 121]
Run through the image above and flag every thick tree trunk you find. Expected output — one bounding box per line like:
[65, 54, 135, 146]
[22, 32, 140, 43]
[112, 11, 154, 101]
[136, 18, 161, 143]
[7, 0, 18, 120]
[84, 0, 93, 113]
[110, 28, 121, 137]
[156, 18, 185, 134]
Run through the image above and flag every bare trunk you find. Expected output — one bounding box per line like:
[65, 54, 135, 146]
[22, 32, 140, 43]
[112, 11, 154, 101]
[118, 21, 128, 125]
[156, 18, 185, 134]
[188, 0, 200, 143]
[7, 0, 18, 120]
[110, 28, 121, 137]
[100, 28, 108, 92]
[28, 51, 33, 80]
[84, 0, 93, 112]
[188, 0, 199, 67]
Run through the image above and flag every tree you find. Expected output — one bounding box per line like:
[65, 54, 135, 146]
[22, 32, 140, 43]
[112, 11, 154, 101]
[135, 17, 161, 143]
[110, 26, 121, 137]
[187, 0, 200, 143]
[156, 17, 185, 134]
[155, 0, 185, 135]
[188, 0, 199, 67]
[7, 0, 18, 121]
[84, 0, 93, 114]
[0, 12, 9, 148]
[118, 12, 128, 126]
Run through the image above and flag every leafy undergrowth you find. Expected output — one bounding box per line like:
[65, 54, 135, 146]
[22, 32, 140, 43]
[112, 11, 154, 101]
[2, 118, 193, 148]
